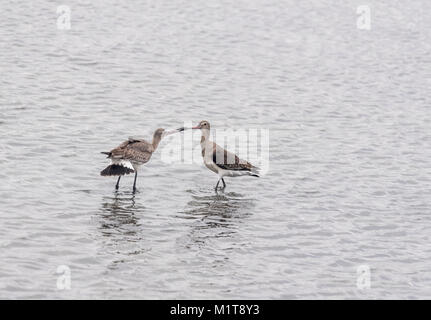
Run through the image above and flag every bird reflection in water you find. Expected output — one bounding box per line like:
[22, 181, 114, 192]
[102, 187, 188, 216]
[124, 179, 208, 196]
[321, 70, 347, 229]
[179, 190, 255, 247]
[99, 191, 141, 235]
[97, 191, 149, 269]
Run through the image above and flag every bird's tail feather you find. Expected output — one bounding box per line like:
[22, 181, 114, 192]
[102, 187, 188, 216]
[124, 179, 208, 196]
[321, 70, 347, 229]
[250, 166, 260, 177]
[100, 164, 134, 176]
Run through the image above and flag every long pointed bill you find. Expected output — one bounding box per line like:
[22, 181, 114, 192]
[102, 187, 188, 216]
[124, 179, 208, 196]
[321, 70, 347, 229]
[162, 128, 183, 138]
[172, 126, 199, 131]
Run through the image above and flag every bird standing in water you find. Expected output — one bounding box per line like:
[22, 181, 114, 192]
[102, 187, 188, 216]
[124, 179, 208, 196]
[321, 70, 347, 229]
[191, 120, 260, 190]
[100, 128, 182, 192]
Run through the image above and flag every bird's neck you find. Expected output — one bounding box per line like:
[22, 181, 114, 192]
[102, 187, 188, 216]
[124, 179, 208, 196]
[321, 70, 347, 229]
[152, 135, 162, 150]
[200, 129, 210, 144]
[200, 129, 212, 159]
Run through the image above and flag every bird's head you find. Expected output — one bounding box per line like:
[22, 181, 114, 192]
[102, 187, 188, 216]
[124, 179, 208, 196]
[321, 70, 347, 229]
[192, 120, 210, 130]
[154, 128, 165, 138]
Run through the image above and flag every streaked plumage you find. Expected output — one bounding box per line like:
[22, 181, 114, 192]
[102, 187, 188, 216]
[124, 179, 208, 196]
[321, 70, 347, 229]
[100, 128, 181, 191]
[101, 137, 156, 173]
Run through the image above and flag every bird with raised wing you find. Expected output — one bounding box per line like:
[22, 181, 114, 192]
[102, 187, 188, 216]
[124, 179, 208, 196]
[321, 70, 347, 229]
[100, 128, 182, 192]
[191, 120, 259, 190]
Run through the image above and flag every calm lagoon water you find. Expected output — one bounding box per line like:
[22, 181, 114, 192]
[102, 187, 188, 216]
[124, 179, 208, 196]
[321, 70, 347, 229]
[0, 0, 430, 299]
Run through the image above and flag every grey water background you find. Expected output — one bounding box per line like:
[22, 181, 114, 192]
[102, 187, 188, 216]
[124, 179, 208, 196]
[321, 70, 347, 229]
[0, 0, 430, 299]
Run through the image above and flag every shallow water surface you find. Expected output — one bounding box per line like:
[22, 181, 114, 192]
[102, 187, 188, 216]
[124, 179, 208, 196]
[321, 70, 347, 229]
[0, 0, 430, 299]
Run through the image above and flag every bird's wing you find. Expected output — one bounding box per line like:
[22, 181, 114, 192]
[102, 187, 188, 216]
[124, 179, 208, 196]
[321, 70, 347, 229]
[122, 141, 154, 163]
[212, 144, 254, 171]
[128, 136, 146, 143]
[106, 140, 132, 159]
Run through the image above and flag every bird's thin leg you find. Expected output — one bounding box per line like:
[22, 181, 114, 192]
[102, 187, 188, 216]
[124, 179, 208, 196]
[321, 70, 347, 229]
[115, 176, 121, 190]
[221, 178, 226, 189]
[132, 171, 138, 192]
[215, 179, 220, 190]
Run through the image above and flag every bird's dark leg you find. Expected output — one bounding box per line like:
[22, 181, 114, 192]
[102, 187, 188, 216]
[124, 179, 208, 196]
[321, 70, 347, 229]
[221, 178, 226, 189]
[132, 171, 138, 192]
[215, 179, 220, 190]
[115, 176, 121, 190]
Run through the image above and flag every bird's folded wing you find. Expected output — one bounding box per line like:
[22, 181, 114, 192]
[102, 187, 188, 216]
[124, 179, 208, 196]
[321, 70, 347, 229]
[128, 136, 146, 142]
[107, 139, 134, 159]
[213, 145, 253, 171]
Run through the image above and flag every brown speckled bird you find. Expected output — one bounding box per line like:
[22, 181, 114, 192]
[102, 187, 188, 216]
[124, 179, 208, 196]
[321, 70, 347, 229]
[191, 120, 260, 190]
[100, 128, 182, 192]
